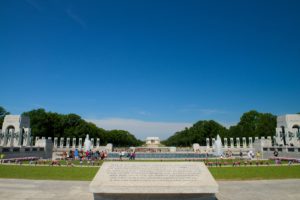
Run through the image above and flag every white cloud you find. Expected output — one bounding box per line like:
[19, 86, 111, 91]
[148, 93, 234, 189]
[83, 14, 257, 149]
[86, 118, 192, 140]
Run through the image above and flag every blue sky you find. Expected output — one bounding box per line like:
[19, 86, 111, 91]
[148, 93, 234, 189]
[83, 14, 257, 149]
[1, 0, 300, 139]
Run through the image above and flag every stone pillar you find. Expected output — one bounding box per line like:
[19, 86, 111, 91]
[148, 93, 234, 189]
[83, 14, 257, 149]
[6, 129, 14, 147]
[11, 129, 16, 147]
[242, 137, 246, 148]
[30, 136, 33, 146]
[212, 138, 216, 147]
[236, 138, 240, 148]
[13, 131, 21, 147]
[266, 136, 272, 146]
[273, 136, 276, 146]
[206, 138, 210, 148]
[22, 128, 31, 146]
[79, 138, 82, 149]
[96, 138, 100, 147]
[3, 129, 9, 146]
[224, 138, 228, 148]
[0, 130, 4, 146]
[91, 138, 94, 149]
[72, 138, 76, 148]
[60, 138, 64, 148]
[5, 129, 11, 147]
[66, 138, 70, 148]
[35, 137, 39, 147]
[54, 137, 58, 148]
[13, 131, 20, 146]
[48, 137, 52, 140]
[249, 137, 253, 148]
[230, 138, 234, 148]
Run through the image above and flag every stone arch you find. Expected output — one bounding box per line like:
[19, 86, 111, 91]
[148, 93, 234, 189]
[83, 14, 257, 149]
[292, 124, 300, 132]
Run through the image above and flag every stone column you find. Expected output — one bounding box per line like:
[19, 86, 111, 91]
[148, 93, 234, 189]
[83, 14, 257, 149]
[0, 130, 4, 146]
[54, 137, 58, 148]
[242, 137, 246, 148]
[212, 138, 216, 147]
[7, 129, 14, 147]
[96, 138, 100, 147]
[30, 136, 33, 146]
[15, 131, 22, 146]
[79, 138, 82, 149]
[91, 138, 94, 149]
[66, 138, 70, 148]
[206, 138, 210, 148]
[273, 136, 276, 146]
[72, 138, 76, 148]
[3, 129, 9, 146]
[249, 137, 253, 148]
[236, 138, 240, 148]
[22, 128, 31, 146]
[254, 137, 259, 142]
[35, 137, 39, 147]
[60, 138, 64, 148]
[230, 138, 234, 148]
[13, 131, 21, 147]
[224, 138, 228, 148]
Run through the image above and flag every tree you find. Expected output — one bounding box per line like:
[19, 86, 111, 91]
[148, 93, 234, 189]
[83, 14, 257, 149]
[228, 110, 276, 138]
[0, 106, 10, 128]
[163, 120, 228, 146]
[22, 108, 143, 146]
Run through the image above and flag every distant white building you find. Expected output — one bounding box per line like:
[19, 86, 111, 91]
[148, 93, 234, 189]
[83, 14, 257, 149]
[275, 114, 300, 146]
[145, 137, 160, 146]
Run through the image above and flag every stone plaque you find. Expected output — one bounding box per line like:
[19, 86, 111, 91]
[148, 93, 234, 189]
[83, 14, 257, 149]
[90, 162, 218, 197]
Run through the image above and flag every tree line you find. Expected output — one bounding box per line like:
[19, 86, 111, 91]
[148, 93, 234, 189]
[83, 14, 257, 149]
[163, 110, 279, 146]
[1, 106, 299, 147]
[0, 106, 143, 147]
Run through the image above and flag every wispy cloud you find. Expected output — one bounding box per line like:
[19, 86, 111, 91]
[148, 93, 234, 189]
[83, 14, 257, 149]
[179, 105, 227, 115]
[137, 111, 151, 116]
[86, 118, 192, 140]
[66, 8, 86, 29]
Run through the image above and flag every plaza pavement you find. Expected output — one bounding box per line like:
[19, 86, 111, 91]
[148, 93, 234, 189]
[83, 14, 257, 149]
[0, 178, 299, 200]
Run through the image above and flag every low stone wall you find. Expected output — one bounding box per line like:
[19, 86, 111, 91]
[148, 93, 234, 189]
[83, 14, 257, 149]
[262, 147, 300, 159]
[0, 140, 53, 159]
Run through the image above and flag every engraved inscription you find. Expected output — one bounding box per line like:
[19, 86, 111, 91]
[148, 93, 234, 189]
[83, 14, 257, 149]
[107, 164, 201, 182]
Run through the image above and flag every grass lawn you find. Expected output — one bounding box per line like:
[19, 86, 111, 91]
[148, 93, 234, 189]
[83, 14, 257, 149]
[0, 164, 300, 181]
[0, 165, 99, 181]
[209, 165, 300, 180]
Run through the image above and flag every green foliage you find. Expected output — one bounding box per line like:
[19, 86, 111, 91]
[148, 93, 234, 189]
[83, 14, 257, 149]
[22, 108, 142, 147]
[228, 110, 277, 138]
[0, 106, 10, 128]
[163, 110, 277, 146]
[163, 120, 228, 146]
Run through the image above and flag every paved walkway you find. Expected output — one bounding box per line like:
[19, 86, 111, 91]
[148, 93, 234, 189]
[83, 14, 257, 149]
[0, 179, 299, 200]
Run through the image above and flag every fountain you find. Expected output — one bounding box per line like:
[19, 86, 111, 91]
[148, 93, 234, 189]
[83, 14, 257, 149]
[213, 134, 223, 156]
[84, 134, 91, 152]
